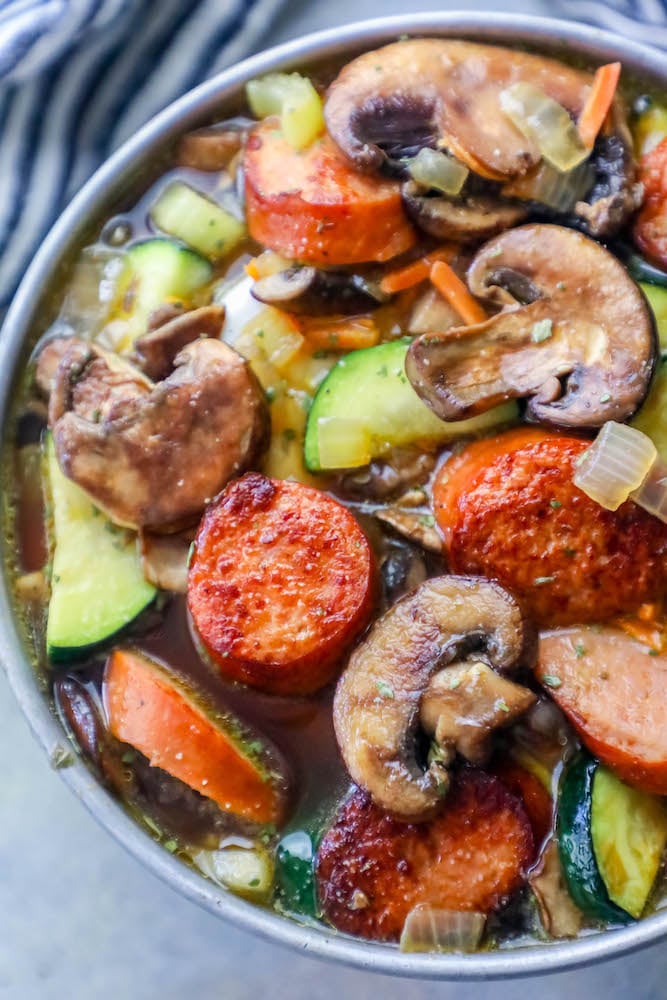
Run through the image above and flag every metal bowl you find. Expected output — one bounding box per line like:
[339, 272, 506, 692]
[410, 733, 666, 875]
[1, 11, 665, 980]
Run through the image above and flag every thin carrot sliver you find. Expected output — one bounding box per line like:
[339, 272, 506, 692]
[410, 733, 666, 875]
[578, 62, 621, 149]
[430, 259, 487, 326]
[300, 316, 379, 351]
[380, 246, 455, 295]
[245, 258, 261, 280]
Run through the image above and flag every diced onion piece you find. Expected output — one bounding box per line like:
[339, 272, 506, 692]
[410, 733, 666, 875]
[150, 182, 246, 261]
[500, 82, 589, 172]
[193, 842, 274, 898]
[574, 421, 657, 511]
[236, 306, 304, 374]
[407, 147, 469, 196]
[399, 905, 486, 954]
[316, 417, 372, 469]
[633, 461, 667, 523]
[633, 103, 667, 157]
[503, 159, 593, 212]
[246, 73, 324, 150]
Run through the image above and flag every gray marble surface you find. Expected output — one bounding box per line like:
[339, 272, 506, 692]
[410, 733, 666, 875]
[4, 1, 667, 998]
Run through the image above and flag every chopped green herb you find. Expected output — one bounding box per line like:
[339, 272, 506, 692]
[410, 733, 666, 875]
[599, 392, 611, 403]
[247, 740, 263, 755]
[550, 499, 562, 509]
[489, 246, 503, 258]
[542, 674, 562, 689]
[376, 365, 389, 377]
[418, 514, 436, 528]
[649, 648, 659, 656]
[265, 386, 277, 403]
[496, 698, 510, 713]
[376, 680, 395, 699]
[534, 576, 555, 585]
[556, 281, 567, 291]
[563, 547, 577, 558]
[531, 318, 553, 343]
[121, 750, 136, 764]
[248, 877, 261, 887]
[448, 675, 462, 690]
[574, 642, 586, 658]
[163, 839, 178, 853]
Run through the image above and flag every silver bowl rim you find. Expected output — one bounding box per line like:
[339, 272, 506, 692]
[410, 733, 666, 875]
[2, 10, 667, 981]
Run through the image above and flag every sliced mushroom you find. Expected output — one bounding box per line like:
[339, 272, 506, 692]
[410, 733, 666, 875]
[402, 180, 527, 243]
[325, 40, 637, 234]
[34, 336, 76, 398]
[50, 338, 268, 530]
[250, 266, 388, 315]
[406, 224, 657, 430]
[139, 528, 194, 592]
[374, 507, 443, 553]
[529, 838, 583, 938]
[133, 304, 226, 380]
[333, 575, 534, 820]
[420, 661, 536, 765]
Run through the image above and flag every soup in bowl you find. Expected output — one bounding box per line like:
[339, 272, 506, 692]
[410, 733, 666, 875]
[4, 13, 667, 979]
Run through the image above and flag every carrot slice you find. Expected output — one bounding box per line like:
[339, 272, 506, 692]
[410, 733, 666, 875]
[316, 770, 533, 941]
[578, 62, 621, 149]
[188, 473, 376, 695]
[537, 626, 667, 793]
[299, 316, 379, 352]
[379, 247, 455, 295]
[244, 121, 416, 266]
[104, 649, 287, 823]
[430, 259, 487, 325]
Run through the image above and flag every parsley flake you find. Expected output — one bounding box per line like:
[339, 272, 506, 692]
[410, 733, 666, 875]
[534, 576, 555, 585]
[599, 392, 611, 403]
[376, 680, 395, 699]
[550, 499, 562, 509]
[163, 840, 178, 853]
[531, 318, 553, 343]
[542, 674, 562, 688]
[574, 642, 586, 658]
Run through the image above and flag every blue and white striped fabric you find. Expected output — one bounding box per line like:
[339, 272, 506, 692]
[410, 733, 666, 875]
[1, 0, 667, 318]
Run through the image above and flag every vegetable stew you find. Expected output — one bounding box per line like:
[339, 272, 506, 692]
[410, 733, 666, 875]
[8, 35, 667, 955]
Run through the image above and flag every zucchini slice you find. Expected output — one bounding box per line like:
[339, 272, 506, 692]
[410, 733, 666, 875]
[591, 766, 667, 918]
[632, 359, 667, 461]
[303, 339, 518, 471]
[149, 182, 246, 261]
[557, 753, 632, 924]
[45, 437, 155, 660]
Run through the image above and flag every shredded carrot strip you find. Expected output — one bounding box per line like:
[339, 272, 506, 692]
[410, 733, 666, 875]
[578, 62, 621, 149]
[380, 246, 455, 295]
[300, 316, 380, 352]
[429, 259, 487, 326]
[616, 617, 665, 653]
[245, 258, 261, 280]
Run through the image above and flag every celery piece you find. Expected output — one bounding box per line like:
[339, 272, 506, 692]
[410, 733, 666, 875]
[246, 72, 324, 150]
[150, 181, 245, 261]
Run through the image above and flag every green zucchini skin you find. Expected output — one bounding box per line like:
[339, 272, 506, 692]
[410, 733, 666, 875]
[556, 753, 633, 925]
[45, 436, 156, 661]
[624, 250, 667, 288]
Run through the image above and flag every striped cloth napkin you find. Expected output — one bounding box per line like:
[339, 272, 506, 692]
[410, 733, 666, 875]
[1, 0, 667, 317]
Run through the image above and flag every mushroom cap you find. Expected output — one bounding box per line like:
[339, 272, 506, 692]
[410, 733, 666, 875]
[406, 224, 658, 430]
[326, 39, 597, 180]
[50, 338, 269, 530]
[250, 266, 388, 315]
[333, 575, 531, 820]
[401, 180, 528, 243]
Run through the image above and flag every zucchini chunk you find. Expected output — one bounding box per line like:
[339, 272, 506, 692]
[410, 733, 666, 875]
[45, 436, 155, 660]
[557, 753, 634, 924]
[591, 766, 667, 918]
[150, 182, 246, 261]
[303, 339, 517, 471]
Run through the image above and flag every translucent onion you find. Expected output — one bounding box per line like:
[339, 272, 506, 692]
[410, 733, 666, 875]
[573, 422, 667, 524]
[500, 82, 590, 172]
[399, 905, 486, 953]
[193, 839, 274, 899]
[503, 159, 593, 212]
[406, 147, 469, 196]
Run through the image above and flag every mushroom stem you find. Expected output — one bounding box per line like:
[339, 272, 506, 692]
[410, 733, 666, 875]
[333, 576, 532, 820]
